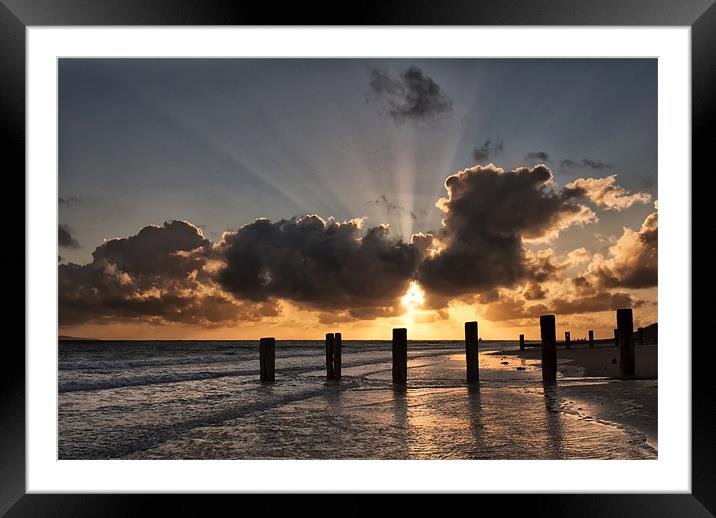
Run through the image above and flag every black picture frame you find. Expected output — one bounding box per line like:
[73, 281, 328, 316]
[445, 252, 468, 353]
[4, 0, 708, 514]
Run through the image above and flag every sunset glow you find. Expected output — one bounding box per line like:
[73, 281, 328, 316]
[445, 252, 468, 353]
[401, 281, 426, 314]
[58, 59, 657, 340]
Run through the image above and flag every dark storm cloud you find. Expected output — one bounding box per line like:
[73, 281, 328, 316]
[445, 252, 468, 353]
[416, 164, 595, 296]
[472, 140, 504, 163]
[368, 66, 453, 126]
[525, 151, 551, 163]
[92, 220, 211, 278]
[59, 170, 650, 326]
[58, 220, 277, 326]
[59, 224, 80, 249]
[560, 158, 615, 173]
[216, 215, 420, 311]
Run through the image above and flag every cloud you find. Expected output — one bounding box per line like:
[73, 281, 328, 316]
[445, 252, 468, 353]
[564, 175, 651, 210]
[58, 170, 655, 328]
[91, 220, 211, 277]
[525, 151, 551, 163]
[416, 164, 596, 296]
[59, 224, 80, 249]
[368, 66, 453, 126]
[216, 215, 420, 312]
[59, 195, 81, 207]
[482, 288, 641, 322]
[560, 158, 615, 173]
[550, 291, 643, 314]
[578, 210, 658, 289]
[564, 247, 591, 267]
[523, 282, 546, 300]
[472, 140, 504, 163]
[58, 220, 278, 326]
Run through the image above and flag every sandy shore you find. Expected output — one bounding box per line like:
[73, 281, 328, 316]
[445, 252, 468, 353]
[490, 343, 658, 448]
[498, 343, 657, 379]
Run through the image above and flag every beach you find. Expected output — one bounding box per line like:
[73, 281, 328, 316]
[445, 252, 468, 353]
[58, 339, 657, 460]
[494, 343, 658, 448]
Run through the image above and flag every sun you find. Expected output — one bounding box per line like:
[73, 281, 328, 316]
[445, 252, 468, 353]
[401, 281, 426, 314]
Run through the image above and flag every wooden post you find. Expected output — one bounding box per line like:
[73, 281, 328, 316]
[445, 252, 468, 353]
[588, 330, 594, 348]
[637, 327, 644, 345]
[519, 334, 525, 352]
[465, 321, 479, 384]
[613, 328, 619, 347]
[617, 309, 635, 377]
[540, 315, 557, 384]
[334, 332, 342, 380]
[564, 331, 571, 349]
[392, 328, 408, 385]
[259, 337, 275, 382]
[325, 333, 335, 380]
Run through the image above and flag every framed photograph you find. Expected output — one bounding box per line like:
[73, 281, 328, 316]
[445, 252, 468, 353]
[6, 0, 708, 514]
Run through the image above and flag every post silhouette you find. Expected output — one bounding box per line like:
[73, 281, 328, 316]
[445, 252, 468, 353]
[259, 337, 275, 382]
[334, 332, 342, 379]
[465, 321, 479, 384]
[588, 330, 594, 348]
[617, 309, 635, 377]
[325, 333, 335, 380]
[614, 328, 619, 347]
[392, 328, 408, 384]
[519, 334, 525, 352]
[540, 315, 557, 384]
[565, 331, 571, 350]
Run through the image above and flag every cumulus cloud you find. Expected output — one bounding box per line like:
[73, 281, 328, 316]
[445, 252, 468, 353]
[472, 140, 504, 163]
[564, 175, 651, 210]
[59, 224, 80, 249]
[551, 291, 643, 314]
[482, 288, 641, 322]
[59, 168, 655, 328]
[578, 210, 658, 289]
[216, 215, 420, 312]
[416, 164, 596, 297]
[368, 66, 453, 126]
[58, 220, 278, 326]
[564, 247, 591, 267]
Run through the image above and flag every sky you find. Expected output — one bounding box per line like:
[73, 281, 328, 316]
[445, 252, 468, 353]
[58, 58, 658, 340]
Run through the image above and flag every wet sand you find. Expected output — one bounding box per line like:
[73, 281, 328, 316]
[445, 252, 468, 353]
[491, 343, 658, 448]
[497, 343, 657, 379]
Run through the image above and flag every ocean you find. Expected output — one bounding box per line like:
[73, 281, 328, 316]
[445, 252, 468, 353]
[58, 340, 657, 460]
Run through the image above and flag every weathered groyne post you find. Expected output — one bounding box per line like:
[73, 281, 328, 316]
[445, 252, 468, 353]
[334, 332, 342, 379]
[392, 328, 408, 385]
[617, 309, 636, 377]
[540, 315, 557, 385]
[259, 337, 276, 382]
[519, 334, 525, 352]
[325, 333, 335, 380]
[613, 328, 619, 347]
[564, 331, 571, 350]
[588, 330, 594, 348]
[465, 321, 479, 384]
